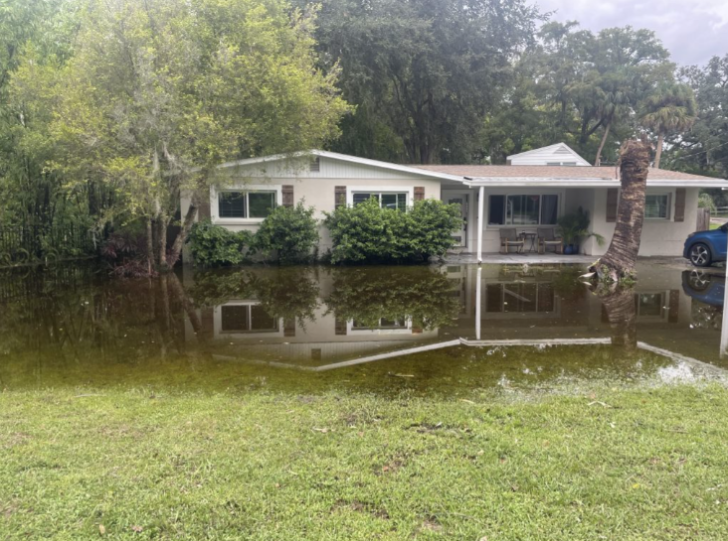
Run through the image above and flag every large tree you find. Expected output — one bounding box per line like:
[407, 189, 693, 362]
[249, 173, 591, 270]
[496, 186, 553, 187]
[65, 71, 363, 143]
[309, 0, 544, 164]
[488, 22, 673, 166]
[671, 54, 728, 178]
[52, 0, 349, 271]
[0, 0, 84, 234]
[639, 83, 697, 168]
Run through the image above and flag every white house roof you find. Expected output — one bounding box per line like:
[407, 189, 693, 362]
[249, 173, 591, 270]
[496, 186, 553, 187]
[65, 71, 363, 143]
[213, 149, 727, 188]
[414, 164, 728, 188]
[215, 149, 466, 182]
[506, 143, 592, 167]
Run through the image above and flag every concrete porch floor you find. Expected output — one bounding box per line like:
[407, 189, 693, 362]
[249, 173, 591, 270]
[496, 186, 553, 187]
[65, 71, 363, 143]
[444, 251, 596, 264]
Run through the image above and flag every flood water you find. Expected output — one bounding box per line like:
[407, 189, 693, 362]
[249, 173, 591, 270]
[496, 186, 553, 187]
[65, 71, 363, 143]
[1, 262, 727, 395]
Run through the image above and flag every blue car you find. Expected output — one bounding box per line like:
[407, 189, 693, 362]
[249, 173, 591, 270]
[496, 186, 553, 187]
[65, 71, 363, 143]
[682, 270, 725, 308]
[683, 224, 728, 267]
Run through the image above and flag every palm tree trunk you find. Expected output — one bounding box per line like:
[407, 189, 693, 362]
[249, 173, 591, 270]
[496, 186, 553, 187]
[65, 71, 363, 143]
[599, 286, 638, 355]
[654, 133, 664, 168]
[594, 122, 611, 166]
[591, 140, 651, 281]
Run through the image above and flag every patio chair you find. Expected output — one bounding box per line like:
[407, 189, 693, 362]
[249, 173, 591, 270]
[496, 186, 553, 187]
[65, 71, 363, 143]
[499, 228, 524, 254]
[537, 227, 563, 254]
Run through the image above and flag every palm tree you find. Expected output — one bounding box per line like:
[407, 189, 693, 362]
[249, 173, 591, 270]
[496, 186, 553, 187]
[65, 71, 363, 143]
[640, 83, 697, 168]
[590, 140, 651, 282]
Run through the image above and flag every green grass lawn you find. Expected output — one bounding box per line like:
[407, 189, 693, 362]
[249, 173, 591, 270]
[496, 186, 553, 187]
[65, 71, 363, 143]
[2, 385, 728, 540]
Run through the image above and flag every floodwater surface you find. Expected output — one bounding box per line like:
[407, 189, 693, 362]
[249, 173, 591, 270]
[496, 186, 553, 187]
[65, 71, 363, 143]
[1, 262, 726, 395]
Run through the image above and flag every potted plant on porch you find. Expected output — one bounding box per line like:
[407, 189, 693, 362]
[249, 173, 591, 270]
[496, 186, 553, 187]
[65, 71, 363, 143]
[556, 207, 604, 255]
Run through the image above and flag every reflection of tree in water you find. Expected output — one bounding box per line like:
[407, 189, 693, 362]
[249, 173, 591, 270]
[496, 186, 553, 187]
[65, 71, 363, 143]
[324, 267, 461, 330]
[597, 285, 638, 356]
[0, 268, 191, 380]
[187, 267, 320, 325]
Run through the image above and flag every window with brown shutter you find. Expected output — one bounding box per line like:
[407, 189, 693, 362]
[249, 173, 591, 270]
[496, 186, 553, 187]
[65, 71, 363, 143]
[674, 188, 686, 222]
[606, 188, 618, 223]
[335, 186, 346, 209]
[414, 187, 425, 201]
[282, 185, 294, 208]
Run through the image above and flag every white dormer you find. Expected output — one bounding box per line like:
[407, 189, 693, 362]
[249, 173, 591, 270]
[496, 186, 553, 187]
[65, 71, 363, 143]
[506, 143, 591, 167]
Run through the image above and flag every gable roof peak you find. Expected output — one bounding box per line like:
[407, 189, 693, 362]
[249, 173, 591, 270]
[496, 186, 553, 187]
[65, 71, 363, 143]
[507, 143, 591, 166]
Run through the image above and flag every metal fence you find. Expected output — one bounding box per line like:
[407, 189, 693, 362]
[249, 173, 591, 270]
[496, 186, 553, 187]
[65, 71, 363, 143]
[0, 224, 94, 266]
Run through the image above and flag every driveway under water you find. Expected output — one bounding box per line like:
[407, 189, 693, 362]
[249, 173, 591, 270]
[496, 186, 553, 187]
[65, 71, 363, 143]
[0, 262, 726, 394]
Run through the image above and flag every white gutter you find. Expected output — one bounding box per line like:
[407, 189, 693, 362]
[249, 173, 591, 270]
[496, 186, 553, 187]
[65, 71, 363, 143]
[463, 178, 728, 189]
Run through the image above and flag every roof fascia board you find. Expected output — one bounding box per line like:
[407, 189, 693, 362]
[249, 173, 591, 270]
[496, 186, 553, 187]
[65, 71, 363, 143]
[463, 178, 728, 188]
[217, 150, 467, 183]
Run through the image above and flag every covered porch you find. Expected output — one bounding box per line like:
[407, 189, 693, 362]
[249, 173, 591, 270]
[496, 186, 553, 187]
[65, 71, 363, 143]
[439, 178, 709, 262]
[441, 182, 605, 262]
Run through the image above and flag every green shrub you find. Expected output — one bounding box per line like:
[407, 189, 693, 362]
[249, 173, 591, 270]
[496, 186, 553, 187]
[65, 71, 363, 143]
[324, 198, 461, 264]
[251, 203, 319, 264]
[188, 220, 252, 267]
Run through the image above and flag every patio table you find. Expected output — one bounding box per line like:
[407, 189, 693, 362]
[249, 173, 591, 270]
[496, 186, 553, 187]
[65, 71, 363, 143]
[519, 231, 538, 253]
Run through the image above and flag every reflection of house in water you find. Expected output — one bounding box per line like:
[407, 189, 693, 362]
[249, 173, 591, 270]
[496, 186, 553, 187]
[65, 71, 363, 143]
[184, 269, 441, 368]
[184, 264, 726, 371]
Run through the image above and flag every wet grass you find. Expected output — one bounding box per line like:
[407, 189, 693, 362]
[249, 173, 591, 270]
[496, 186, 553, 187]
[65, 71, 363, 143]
[2, 384, 728, 540]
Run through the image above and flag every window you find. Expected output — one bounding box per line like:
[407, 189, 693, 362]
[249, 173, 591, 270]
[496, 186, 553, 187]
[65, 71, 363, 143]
[221, 305, 278, 333]
[218, 191, 276, 219]
[353, 192, 407, 211]
[547, 162, 577, 166]
[488, 194, 559, 226]
[484, 283, 555, 313]
[645, 194, 669, 219]
[352, 317, 408, 330]
[310, 157, 321, 172]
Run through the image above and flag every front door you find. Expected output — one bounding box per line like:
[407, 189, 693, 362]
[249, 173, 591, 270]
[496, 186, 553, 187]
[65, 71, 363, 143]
[446, 194, 469, 248]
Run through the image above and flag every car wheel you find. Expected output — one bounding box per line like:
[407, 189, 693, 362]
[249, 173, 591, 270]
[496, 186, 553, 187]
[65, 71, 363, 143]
[688, 270, 712, 291]
[689, 243, 712, 267]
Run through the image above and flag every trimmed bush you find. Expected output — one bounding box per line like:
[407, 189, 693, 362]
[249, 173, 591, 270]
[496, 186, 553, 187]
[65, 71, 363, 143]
[188, 220, 252, 267]
[324, 198, 462, 264]
[251, 203, 319, 264]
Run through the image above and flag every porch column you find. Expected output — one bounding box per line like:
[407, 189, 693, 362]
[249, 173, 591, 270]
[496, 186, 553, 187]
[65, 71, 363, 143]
[722, 230, 728, 359]
[475, 266, 482, 340]
[477, 185, 484, 263]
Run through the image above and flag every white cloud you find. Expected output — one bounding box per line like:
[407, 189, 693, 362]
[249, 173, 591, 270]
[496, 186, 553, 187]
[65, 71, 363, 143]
[535, 0, 728, 65]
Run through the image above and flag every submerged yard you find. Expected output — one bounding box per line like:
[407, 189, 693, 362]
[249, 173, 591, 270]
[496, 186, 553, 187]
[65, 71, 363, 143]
[1, 262, 728, 539]
[3, 385, 728, 540]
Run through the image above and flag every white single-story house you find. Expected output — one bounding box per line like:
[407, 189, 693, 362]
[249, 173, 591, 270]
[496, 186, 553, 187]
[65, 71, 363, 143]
[181, 143, 727, 260]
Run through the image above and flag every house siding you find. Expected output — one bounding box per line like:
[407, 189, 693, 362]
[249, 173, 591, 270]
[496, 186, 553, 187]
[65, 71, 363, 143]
[581, 187, 699, 257]
[182, 156, 442, 255]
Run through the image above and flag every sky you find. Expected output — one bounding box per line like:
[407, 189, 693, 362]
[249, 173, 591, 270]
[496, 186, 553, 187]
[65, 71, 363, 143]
[536, 0, 728, 66]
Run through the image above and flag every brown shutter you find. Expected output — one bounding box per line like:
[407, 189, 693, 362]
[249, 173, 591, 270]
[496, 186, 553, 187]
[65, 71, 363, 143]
[282, 185, 294, 208]
[284, 318, 296, 337]
[668, 290, 680, 324]
[335, 186, 346, 209]
[674, 188, 686, 222]
[606, 188, 618, 223]
[414, 187, 425, 201]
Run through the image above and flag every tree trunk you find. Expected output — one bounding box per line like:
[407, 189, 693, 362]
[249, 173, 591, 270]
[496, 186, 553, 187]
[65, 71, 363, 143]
[654, 133, 664, 168]
[156, 213, 168, 272]
[590, 140, 651, 282]
[594, 122, 611, 166]
[599, 286, 638, 355]
[166, 199, 199, 268]
[146, 218, 154, 276]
